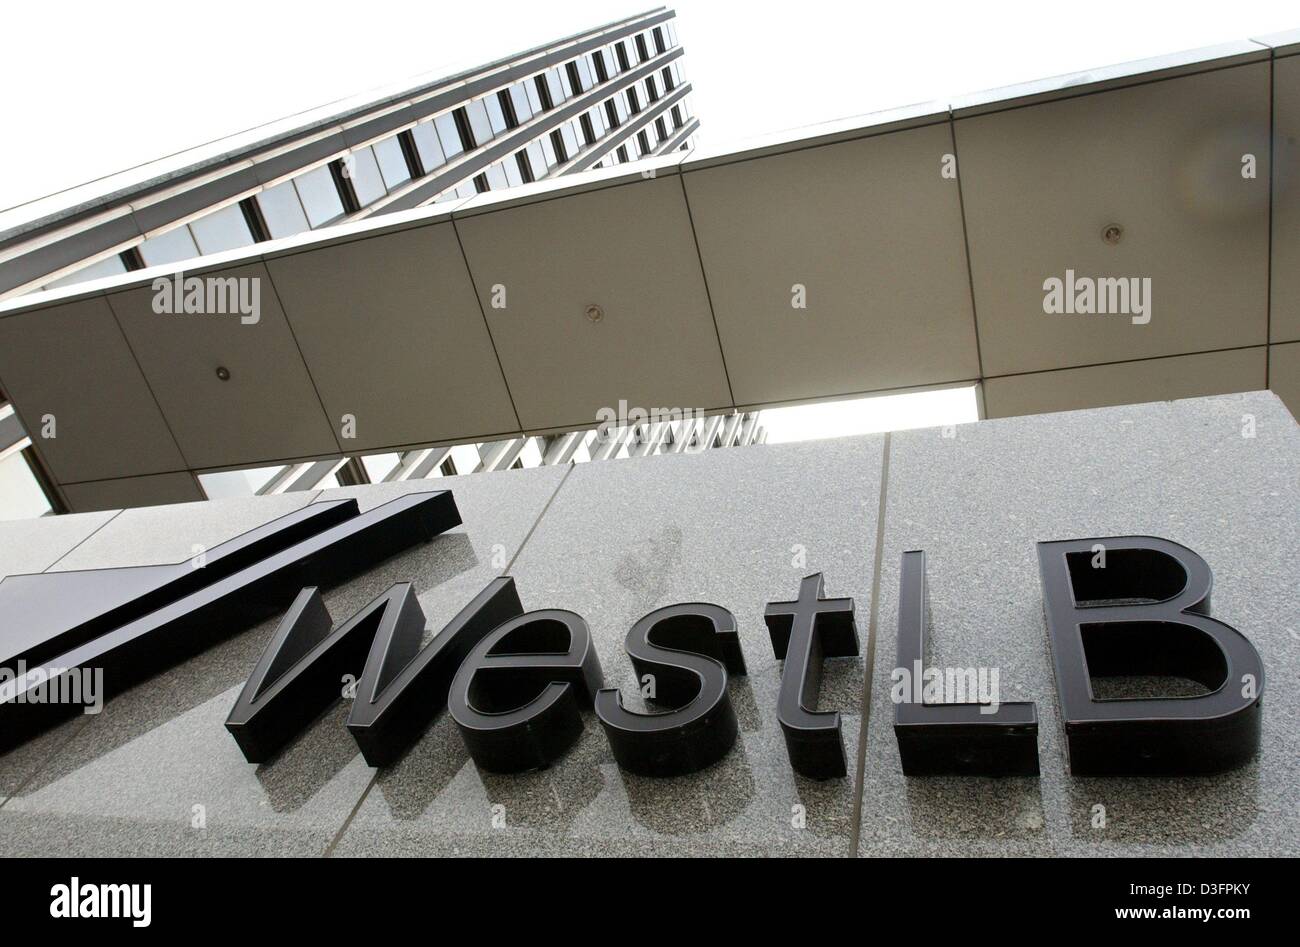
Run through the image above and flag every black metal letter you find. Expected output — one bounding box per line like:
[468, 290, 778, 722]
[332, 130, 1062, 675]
[225, 577, 522, 765]
[594, 603, 746, 777]
[1037, 536, 1264, 774]
[764, 573, 859, 779]
[448, 608, 603, 773]
[894, 550, 1038, 776]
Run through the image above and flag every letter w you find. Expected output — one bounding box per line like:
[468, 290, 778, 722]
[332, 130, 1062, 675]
[226, 577, 522, 766]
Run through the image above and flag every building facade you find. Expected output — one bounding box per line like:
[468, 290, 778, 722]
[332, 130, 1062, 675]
[0, 7, 764, 518]
[0, 22, 1296, 522]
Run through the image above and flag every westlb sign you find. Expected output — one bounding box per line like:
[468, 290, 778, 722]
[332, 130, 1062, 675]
[0, 490, 1264, 779]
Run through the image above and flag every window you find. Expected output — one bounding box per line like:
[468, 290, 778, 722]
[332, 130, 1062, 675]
[671, 104, 684, 129]
[256, 179, 309, 238]
[626, 87, 641, 115]
[473, 172, 489, 193]
[604, 99, 620, 129]
[561, 122, 580, 158]
[540, 133, 559, 169]
[534, 74, 554, 111]
[397, 129, 425, 179]
[433, 112, 464, 158]
[44, 253, 127, 289]
[634, 32, 650, 62]
[189, 203, 255, 255]
[515, 149, 535, 184]
[452, 107, 477, 153]
[138, 225, 200, 266]
[526, 139, 547, 177]
[504, 155, 523, 187]
[646, 75, 660, 103]
[565, 61, 584, 96]
[345, 146, 387, 207]
[616, 144, 629, 163]
[579, 113, 596, 146]
[439, 457, 457, 477]
[410, 123, 445, 173]
[637, 129, 652, 155]
[592, 49, 609, 83]
[484, 94, 509, 135]
[653, 26, 666, 54]
[655, 117, 669, 142]
[549, 128, 568, 164]
[661, 66, 676, 92]
[464, 101, 493, 147]
[526, 77, 545, 114]
[614, 41, 630, 71]
[497, 89, 520, 129]
[508, 83, 533, 124]
[328, 159, 361, 214]
[545, 68, 566, 106]
[486, 162, 509, 190]
[373, 135, 412, 189]
[236, 197, 269, 242]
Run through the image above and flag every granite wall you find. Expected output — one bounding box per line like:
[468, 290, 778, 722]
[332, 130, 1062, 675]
[0, 392, 1294, 856]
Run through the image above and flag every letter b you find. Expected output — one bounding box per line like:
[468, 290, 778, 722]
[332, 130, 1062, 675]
[1037, 536, 1263, 774]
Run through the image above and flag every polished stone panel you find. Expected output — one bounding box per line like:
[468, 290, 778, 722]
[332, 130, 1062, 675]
[0, 394, 1294, 856]
[0, 466, 566, 854]
[859, 391, 1299, 855]
[331, 438, 883, 857]
[50, 492, 319, 570]
[0, 509, 117, 580]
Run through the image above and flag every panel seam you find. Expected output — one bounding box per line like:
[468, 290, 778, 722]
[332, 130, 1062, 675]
[848, 432, 890, 857]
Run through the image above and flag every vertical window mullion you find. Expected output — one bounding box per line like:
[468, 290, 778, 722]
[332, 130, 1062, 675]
[398, 129, 426, 179]
[329, 159, 362, 214]
[238, 196, 271, 242]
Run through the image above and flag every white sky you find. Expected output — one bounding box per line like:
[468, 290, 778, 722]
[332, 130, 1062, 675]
[2, 0, 1297, 212]
[761, 386, 979, 443]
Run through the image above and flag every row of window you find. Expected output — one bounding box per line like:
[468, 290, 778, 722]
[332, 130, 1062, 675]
[42, 21, 687, 290]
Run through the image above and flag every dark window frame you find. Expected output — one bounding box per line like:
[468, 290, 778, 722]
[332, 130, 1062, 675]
[497, 89, 520, 129]
[515, 150, 536, 184]
[549, 128, 568, 164]
[397, 129, 426, 178]
[453, 107, 477, 151]
[238, 196, 271, 242]
[534, 74, 555, 111]
[565, 61, 584, 95]
[329, 159, 362, 214]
